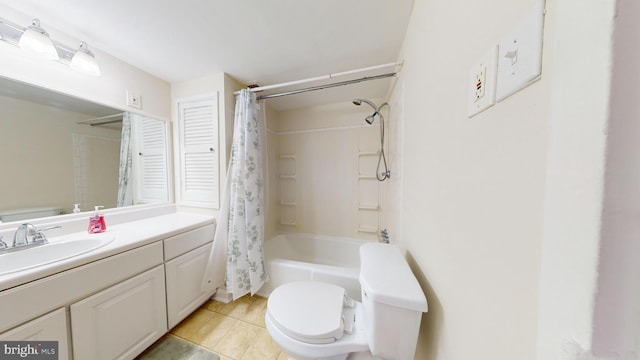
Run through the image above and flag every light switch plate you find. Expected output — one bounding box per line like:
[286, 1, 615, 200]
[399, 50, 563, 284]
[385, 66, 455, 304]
[496, 0, 545, 101]
[467, 46, 498, 118]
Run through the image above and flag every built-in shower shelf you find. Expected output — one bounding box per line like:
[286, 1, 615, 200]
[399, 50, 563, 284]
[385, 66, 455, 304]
[357, 145, 380, 235]
[358, 152, 378, 157]
[358, 204, 379, 211]
[358, 227, 378, 234]
[278, 152, 297, 230]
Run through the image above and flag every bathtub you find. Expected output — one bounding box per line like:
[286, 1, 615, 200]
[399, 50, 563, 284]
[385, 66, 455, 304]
[258, 233, 366, 301]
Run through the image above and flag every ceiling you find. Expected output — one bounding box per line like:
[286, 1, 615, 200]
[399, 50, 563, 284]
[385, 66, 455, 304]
[0, 0, 414, 111]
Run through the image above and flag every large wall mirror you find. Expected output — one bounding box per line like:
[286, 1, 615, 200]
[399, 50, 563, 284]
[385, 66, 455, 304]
[0, 76, 170, 222]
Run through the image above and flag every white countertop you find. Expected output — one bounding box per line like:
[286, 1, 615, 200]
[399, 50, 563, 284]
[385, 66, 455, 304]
[0, 211, 215, 292]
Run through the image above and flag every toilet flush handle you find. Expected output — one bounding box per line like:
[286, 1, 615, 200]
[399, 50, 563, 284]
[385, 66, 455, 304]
[342, 307, 356, 335]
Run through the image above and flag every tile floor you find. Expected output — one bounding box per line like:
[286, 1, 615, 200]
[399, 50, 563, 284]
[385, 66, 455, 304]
[169, 295, 287, 360]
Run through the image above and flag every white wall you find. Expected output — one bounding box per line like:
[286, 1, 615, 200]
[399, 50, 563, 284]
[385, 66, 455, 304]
[384, 76, 405, 248]
[591, 0, 640, 357]
[536, 0, 617, 359]
[392, 0, 552, 359]
[265, 105, 279, 239]
[0, 4, 171, 120]
[395, 0, 640, 359]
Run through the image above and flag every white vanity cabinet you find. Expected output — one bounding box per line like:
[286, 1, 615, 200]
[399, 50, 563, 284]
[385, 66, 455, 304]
[0, 308, 70, 360]
[0, 214, 216, 360]
[70, 265, 167, 360]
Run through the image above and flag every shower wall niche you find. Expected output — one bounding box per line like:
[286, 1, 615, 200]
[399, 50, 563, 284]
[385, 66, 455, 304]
[266, 101, 385, 241]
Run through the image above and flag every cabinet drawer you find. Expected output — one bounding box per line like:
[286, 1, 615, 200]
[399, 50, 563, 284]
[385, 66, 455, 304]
[163, 224, 214, 260]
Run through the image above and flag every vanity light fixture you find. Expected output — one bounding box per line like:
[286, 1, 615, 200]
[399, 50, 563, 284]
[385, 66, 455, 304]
[0, 16, 101, 76]
[18, 18, 59, 60]
[71, 41, 101, 76]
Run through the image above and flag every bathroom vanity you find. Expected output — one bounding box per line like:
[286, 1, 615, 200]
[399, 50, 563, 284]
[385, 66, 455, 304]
[0, 204, 216, 360]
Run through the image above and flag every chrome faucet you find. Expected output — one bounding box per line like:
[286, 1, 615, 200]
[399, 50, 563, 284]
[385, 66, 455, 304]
[12, 223, 62, 249]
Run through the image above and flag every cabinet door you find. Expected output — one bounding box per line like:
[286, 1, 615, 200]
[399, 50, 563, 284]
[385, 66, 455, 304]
[131, 114, 169, 204]
[176, 94, 220, 208]
[165, 243, 214, 328]
[70, 266, 167, 360]
[0, 308, 69, 360]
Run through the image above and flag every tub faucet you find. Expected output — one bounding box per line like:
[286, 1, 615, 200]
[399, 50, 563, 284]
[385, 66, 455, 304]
[12, 223, 61, 248]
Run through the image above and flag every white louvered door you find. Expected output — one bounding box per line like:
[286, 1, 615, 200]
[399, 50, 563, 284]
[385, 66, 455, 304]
[131, 114, 169, 204]
[176, 94, 219, 208]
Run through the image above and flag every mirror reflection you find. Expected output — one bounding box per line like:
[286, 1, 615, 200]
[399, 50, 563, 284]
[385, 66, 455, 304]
[0, 77, 170, 222]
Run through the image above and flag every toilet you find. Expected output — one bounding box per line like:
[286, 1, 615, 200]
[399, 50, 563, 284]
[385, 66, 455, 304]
[265, 243, 428, 360]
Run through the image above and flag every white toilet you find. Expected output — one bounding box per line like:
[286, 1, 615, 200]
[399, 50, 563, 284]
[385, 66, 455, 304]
[265, 243, 428, 360]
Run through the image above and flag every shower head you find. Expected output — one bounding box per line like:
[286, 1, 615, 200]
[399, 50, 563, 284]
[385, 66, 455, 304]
[352, 98, 391, 182]
[352, 98, 378, 111]
[365, 115, 375, 125]
[352, 98, 389, 125]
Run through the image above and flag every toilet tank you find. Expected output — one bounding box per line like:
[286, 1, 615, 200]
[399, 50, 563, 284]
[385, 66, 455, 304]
[359, 243, 428, 359]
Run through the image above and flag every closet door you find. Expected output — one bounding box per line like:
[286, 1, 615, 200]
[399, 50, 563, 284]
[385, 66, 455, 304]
[131, 115, 169, 203]
[176, 94, 220, 208]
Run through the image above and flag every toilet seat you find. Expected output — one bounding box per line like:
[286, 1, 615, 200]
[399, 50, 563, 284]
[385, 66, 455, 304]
[267, 281, 350, 344]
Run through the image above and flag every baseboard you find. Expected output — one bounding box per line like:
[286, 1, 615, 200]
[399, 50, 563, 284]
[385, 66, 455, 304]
[212, 287, 233, 303]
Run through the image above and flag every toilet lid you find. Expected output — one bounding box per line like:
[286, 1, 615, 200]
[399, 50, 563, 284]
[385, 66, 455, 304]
[268, 281, 346, 344]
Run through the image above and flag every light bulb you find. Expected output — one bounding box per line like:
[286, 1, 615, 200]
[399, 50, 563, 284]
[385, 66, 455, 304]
[71, 41, 101, 76]
[18, 19, 59, 60]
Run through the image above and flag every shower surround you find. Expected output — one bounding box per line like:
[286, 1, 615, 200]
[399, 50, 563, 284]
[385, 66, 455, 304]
[265, 101, 387, 241]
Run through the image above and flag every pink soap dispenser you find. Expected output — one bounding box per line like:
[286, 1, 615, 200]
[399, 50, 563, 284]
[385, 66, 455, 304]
[88, 206, 107, 234]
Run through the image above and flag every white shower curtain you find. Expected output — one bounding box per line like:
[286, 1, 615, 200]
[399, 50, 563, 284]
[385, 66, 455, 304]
[202, 89, 269, 300]
[116, 112, 133, 207]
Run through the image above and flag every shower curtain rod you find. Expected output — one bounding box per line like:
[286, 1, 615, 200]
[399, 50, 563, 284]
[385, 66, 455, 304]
[233, 61, 401, 96]
[78, 112, 125, 126]
[256, 72, 396, 100]
[87, 119, 123, 126]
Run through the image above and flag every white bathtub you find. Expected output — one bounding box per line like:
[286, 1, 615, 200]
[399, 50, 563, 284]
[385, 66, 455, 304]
[257, 233, 366, 301]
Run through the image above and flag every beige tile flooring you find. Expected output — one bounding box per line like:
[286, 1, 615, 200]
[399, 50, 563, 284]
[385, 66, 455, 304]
[169, 295, 287, 360]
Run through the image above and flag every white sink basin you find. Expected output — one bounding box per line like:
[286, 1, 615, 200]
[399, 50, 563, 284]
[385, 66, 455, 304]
[0, 236, 115, 276]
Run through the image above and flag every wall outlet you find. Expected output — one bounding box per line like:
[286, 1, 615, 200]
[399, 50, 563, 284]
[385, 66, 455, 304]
[468, 46, 498, 118]
[475, 65, 487, 101]
[126, 91, 142, 109]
